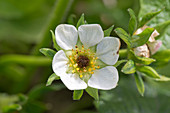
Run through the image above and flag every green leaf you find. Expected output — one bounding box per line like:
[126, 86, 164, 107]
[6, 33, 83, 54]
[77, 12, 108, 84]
[50, 30, 61, 51]
[129, 50, 155, 65]
[39, 48, 56, 59]
[137, 66, 160, 78]
[138, 9, 163, 28]
[104, 25, 114, 37]
[73, 90, 84, 100]
[131, 27, 154, 48]
[121, 60, 136, 74]
[85, 87, 99, 100]
[113, 60, 127, 67]
[2, 104, 22, 113]
[134, 72, 145, 96]
[46, 73, 60, 86]
[114, 28, 132, 48]
[128, 8, 137, 36]
[152, 49, 170, 61]
[76, 13, 85, 28]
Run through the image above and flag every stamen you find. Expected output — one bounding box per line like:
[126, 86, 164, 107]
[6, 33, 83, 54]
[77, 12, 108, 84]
[76, 68, 80, 71]
[90, 72, 94, 74]
[72, 70, 75, 73]
[88, 68, 92, 72]
[75, 45, 78, 48]
[80, 74, 83, 78]
[93, 68, 96, 70]
[69, 64, 72, 67]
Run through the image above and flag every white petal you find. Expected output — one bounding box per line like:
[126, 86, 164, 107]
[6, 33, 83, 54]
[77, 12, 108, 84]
[78, 24, 104, 48]
[148, 40, 162, 55]
[55, 24, 78, 50]
[88, 66, 119, 90]
[96, 37, 120, 65]
[52, 50, 87, 90]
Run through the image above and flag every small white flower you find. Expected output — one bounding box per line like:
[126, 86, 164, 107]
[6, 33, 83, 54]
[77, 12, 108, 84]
[134, 26, 162, 57]
[52, 24, 120, 90]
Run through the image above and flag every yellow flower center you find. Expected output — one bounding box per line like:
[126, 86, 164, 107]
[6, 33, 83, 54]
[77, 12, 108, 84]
[68, 45, 100, 78]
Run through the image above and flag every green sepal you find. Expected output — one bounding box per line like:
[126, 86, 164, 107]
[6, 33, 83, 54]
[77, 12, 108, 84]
[39, 48, 56, 59]
[134, 72, 145, 96]
[2, 104, 22, 113]
[121, 60, 136, 74]
[113, 60, 127, 67]
[50, 30, 61, 51]
[138, 9, 164, 28]
[152, 49, 170, 62]
[73, 90, 84, 100]
[46, 73, 60, 86]
[85, 87, 99, 100]
[136, 66, 160, 79]
[131, 27, 154, 48]
[129, 50, 155, 65]
[128, 8, 137, 36]
[114, 28, 132, 48]
[76, 13, 85, 28]
[104, 25, 114, 37]
[154, 75, 170, 81]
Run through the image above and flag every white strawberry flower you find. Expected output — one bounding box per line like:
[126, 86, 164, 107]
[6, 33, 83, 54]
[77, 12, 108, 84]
[52, 24, 120, 90]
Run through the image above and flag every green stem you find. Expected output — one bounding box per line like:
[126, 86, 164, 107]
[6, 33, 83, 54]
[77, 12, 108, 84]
[13, 0, 75, 93]
[0, 55, 51, 66]
[32, 0, 74, 55]
[119, 49, 128, 59]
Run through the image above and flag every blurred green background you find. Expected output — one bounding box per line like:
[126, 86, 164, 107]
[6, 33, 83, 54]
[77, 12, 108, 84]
[0, 0, 170, 113]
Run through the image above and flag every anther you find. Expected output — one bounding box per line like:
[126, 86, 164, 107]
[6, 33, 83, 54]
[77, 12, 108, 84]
[80, 74, 83, 78]
[75, 45, 78, 48]
[90, 72, 94, 74]
[97, 65, 100, 68]
[88, 68, 92, 72]
[76, 68, 80, 71]
[69, 64, 72, 67]
[93, 68, 96, 70]
[72, 70, 75, 73]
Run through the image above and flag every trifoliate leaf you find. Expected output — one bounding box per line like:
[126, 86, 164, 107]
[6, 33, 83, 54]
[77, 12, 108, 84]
[39, 48, 56, 59]
[138, 9, 163, 28]
[73, 90, 84, 100]
[104, 25, 114, 37]
[128, 8, 137, 36]
[114, 28, 132, 48]
[50, 30, 61, 51]
[46, 73, 60, 86]
[76, 13, 85, 28]
[121, 60, 136, 74]
[131, 27, 154, 48]
[134, 72, 145, 96]
[129, 50, 155, 65]
[137, 66, 160, 78]
[85, 87, 99, 100]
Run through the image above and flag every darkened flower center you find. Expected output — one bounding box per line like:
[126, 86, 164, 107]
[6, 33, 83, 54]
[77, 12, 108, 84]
[76, 55, 90, 68]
